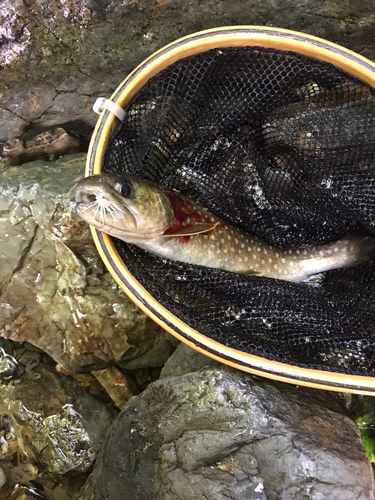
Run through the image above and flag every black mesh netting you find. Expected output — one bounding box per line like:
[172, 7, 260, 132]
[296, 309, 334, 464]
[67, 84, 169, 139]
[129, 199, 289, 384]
[102, 46, 375, 375]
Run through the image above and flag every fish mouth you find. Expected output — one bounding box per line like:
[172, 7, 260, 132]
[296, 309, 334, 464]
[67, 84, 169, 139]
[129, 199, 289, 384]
[75, 187, 99, 206]
[75, 186, 137, 229]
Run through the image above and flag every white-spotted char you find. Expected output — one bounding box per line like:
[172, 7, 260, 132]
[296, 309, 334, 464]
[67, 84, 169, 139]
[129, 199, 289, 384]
[74, 174, 375, 282]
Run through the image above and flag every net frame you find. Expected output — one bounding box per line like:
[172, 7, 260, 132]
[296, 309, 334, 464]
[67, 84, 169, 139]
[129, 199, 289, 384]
[86, 26, 375, 394]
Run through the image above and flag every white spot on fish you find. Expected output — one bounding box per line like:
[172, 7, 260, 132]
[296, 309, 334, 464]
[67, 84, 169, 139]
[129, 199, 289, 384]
[296, 250, 300, 255]
[241, 243, 245, 249]
[268, 258, 272, 264]
[273, 264, 278, 270]
[210, 234, 215, 240]
[319, 250, 324, 256]
[281, 258, 286, 263]
[288, 250, 293, 254]
[327, 249, 333, 255]
[224, 248, 228, 254]
[257, 247, 261, 252]
[334, 247, 339, 252]
[231, 247, 235, 252]
[210, 217, 215, 222]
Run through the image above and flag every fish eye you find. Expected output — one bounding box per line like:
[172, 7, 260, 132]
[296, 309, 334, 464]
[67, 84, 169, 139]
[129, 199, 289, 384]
[120, 182, 132, 197]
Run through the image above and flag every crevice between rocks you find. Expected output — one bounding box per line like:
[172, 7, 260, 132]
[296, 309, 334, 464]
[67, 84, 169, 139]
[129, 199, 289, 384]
[8, 222, 39, 283]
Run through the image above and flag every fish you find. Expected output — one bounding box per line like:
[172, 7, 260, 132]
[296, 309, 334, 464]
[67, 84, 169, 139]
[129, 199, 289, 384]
[74, 174, 375, 283]
[262, 82, 375, 158]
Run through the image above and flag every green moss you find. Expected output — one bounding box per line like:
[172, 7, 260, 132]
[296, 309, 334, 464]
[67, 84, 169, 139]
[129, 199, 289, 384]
[354, 396, 375, 463]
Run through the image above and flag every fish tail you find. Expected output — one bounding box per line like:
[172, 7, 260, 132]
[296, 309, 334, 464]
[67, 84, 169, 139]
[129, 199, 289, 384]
[317, 234, 375, 270]
[345, 235, 375, 267]
[297, 234, 375, 280]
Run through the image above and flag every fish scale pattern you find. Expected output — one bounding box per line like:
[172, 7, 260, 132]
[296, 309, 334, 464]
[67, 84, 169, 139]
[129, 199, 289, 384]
[103, 47, 375, 374]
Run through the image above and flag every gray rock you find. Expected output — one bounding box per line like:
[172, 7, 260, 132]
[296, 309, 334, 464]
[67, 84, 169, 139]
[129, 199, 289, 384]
[0, 356, 117, 477]
[0, 466, 6, 489]
[3, 127, 83, 166]
[0, 347, 19, 380]
[0, 485, 46, 498]
[1, 0, 375, 143]
[160, 342, 217, 378]
[0, 153, 177, 371]
[81, 346, 374, 500]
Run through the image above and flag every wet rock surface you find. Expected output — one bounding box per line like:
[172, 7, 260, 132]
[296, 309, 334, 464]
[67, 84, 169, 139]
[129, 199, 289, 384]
[0, 484, 47, 499]
[0, 153, 177, 372]
[3, 128, 84, 166]
[0, 342, 117, 497]
[1, 0, 375, 145]
[78, 344, 374, 500]
[91, 366, 139, 409]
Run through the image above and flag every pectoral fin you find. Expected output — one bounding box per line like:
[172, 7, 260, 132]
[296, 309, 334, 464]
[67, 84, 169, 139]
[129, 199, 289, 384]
[162, 222, 217, 237]
[243, 270, 264, 276]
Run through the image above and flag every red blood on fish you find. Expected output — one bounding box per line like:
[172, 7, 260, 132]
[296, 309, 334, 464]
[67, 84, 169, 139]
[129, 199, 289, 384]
[162, 189, 209, 242]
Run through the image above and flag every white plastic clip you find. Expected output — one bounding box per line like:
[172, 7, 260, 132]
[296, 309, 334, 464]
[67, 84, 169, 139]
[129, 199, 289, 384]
[93, 97, 126, 121]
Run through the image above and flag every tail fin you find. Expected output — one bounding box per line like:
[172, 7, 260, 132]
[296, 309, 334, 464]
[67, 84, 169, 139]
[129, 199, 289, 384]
[345, 235, 375, 268]
[298, 235, 375, 280]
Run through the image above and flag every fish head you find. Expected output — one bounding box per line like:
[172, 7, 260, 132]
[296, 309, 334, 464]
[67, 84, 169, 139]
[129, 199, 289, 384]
[74, 174, 174, 240]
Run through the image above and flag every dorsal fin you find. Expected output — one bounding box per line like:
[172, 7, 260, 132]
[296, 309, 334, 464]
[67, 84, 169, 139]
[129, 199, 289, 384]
[162, 222, 217, 237]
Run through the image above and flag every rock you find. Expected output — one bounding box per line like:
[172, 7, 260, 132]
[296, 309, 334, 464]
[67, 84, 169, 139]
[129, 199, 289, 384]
[55, 364, 96, 387]
[0, 153, 177, 372]
[3, 128, 83, 166]
[1, 462, 39, 489]
[17, 348, 41, 373]
[91, 367, 139, 409]
[0, 348, 19, 381]
[74, 482, 95, 500]
[0, 466, 6, 489]
[160, 342, 217, 378]
[133, 367, 163, 391]
[80, 345, 374, 500]
[1, 0, 375, 144]
[0, 355, 117, 478]
[0, 484, 45, 499]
